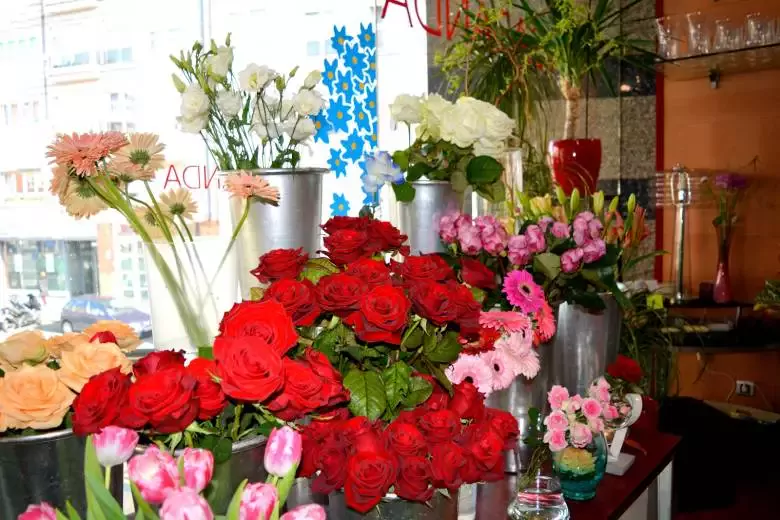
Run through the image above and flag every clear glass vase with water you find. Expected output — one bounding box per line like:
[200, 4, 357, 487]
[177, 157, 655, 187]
[507, 476, 570, 520]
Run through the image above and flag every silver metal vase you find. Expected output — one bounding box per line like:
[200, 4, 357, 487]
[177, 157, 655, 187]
[548, 295, 622, 396]
[228, 168, 328, 297]
[397, 179, 472, 254]
[328, 490, 459, 519]
[0, 429, 123, 518]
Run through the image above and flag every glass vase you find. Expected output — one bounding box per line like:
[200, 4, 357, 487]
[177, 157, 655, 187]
[552, 434, 608, 501]
[507, 475, 570, 520]
[713, 241, 732, 303]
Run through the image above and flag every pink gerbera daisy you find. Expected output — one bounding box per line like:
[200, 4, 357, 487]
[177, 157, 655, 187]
[494, 331, 533, 358]
[503, 270, 545, 313]
[479, 311, 532, 335]
[533, 301, 556, 346]
[224, 172, 280, 203]
[499, 340, 540, 380]
[445, 354, 494, 395]
[480, 350, 517, 391]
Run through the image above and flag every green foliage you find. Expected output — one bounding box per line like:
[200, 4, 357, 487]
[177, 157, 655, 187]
[300, 257, 340, 285]
[344, 369, 387, 421]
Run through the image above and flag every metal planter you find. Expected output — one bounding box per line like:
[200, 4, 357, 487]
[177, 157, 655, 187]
[328, 490, 459, 519]
[0, 429, 122, 518]
[228, 168, 327, 297]
[397, 180, 471, 254]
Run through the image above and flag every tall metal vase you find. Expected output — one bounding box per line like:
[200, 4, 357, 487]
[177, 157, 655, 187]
[548, 295, 622, 396]
[228, 168, 327, 297]
[397, 179, 471, 254]
[328, 491, 459, 519]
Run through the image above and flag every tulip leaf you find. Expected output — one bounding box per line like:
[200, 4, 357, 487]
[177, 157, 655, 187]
[466, 155, 502, 185]
[383, 361, 412, 411]
[85, 472, 123, 519]
[131, 483, 159, 520]
[403, 376, 433, 408]
[423, 330, 461, 363]
[274, 462, 300, 513]
[56, 511, 71, 520]
[344, 369, 387, 421]
[392, 181, 416, 203]
[225, 479, 248, 520]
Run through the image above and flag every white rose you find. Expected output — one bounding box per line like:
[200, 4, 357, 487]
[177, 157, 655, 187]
[179, 84, 209, 119]
[439, 97, 488, 148]
[473, 138, 504, 159]
[216, 91, 242, 118]
[284, 118, 316, 141]
[177, 114, 208, 133]
[238, 63, 277, 92]
[292, 89, 325, 117]
[204, 46, 233, 78]
[303, 70, 322, 89]
[390, 94, 422, 125]
[483, 104, 515, 142]
[417, 94, 453, 141]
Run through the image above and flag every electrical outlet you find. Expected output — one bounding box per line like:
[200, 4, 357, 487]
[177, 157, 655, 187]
[736, 380, 755, 397]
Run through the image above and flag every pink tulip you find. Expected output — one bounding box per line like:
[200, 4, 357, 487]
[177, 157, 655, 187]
[239, 482, 278, 520]
[93, 426, 139, 467]
[160, 488, 213, 520]
[17, 502, 56, 520]
[280, 504, 328, 520]
[180, 448, 214, 493]
[264, 426, 302, 478]
[127, 446, 179, 504]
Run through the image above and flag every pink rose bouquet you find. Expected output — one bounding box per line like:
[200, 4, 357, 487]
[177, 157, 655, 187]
[542, 379, 615, 453]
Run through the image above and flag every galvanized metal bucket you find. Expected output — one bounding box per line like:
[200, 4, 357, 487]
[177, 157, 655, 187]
[328, 490, 459, 519]
[0, 429, 122, 518]
[228, 168, 327, 297]
[548, 295, 622, 397]
[397, 179, 472, 254]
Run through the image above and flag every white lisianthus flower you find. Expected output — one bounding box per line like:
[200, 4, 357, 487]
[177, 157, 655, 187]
[483, 103, 515, 142]
[364, 151, 404, 194]
[238, 63, 277, 92]
[179, 85, 209, 119]
[216, 91, 242, 118]
[204, 46, 233, 78]
[303, 70, 322, 89]
[417, 94, 453, 141]
[279, 99, 295, 122]
[177, 114, 208, 133]
[292, 89, 325, 117]
[390, 94, 423, 125]
[284, 118, 316, 141]
[440, 97, 488, 149]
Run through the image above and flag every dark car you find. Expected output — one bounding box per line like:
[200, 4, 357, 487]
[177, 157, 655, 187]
[60, 295, 152, 337]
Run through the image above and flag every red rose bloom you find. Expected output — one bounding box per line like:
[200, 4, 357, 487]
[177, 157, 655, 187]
[486, 408, 520, 450]
[418, 409, 460, 444]
[449, 381, 486, 421]
[262, 278, 321, 326]
[214, 335, 285, 402]
[312, 443, 349, 494]
[408, 280, 458, 325]
[607, 354, 643, 384]
[344, 451, 398, 513]
[89, 331, 118, 345]
[467, 425, 504, 471]
[461, 327, 502, 355]
[219, 300, 298, 356]
[460, 257, 497, 290]
[322, 216, 370, 234]
[316, 273, 366, 316]
[365, 220, 409, 255]
[71, 367, 131, 435]
[345, 258, 392, 288]
[446, 280, 482, 337]
[392, 254, 454, 282]
[127, 365, 199, 434]
[302, 349, 349, 408]
[395, 456, 433, 502]
[133, 350, 185, 378]
[383, 421, 428, 458]
[344, 285, 411, 344]
[420, 377, 450, 412]
[430, 442, 466, 492]
[250, 248, 308, 283]
[186, 358, 227, 421]
[323, 229, 370, 266]
[341, 417, 385, 454]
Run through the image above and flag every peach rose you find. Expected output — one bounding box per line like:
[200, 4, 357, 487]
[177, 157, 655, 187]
[0, 330, 48, 370]
[43, 332, 88, 359]
[0, 365, 75, 430]
[57, 339, 133, 392]
[84, 320, 142, 352]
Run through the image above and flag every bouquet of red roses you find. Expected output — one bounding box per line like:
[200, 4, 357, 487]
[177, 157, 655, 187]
[298, 381, 519, 513]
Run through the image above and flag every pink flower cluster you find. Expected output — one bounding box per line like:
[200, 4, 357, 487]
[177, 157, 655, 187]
[542, 378, 616, 453]
[439, 213, 508, 256]
[562, 212, 607, 273]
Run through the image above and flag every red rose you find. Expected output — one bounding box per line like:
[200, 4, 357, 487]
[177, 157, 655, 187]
[312, 443, 349, 494]
[446, 281, 482, 337]
[418, 409, 460, 444]
[460, 257, 497, 290]
[344, 451, 398, 513]
[418, 374, 449, 412]
[250, 248, 308, 283]
[365, 220, 409, 255]
[262, 278, 321, 326]
[71, 367, 131, 435]
[392, 254, 454, 282]
[430, 442, 466, 492]
[486, 408, 520, 450]
[322, 216, 370, 234]
[214, 335, 285, 402]
[467, 425, 504, 471]
[344, 286, 411, 344]
[127, 366, 199, 434]
[345, 258, 392, 288]
[133, 350, 185, 378]
[323, 229, 369, 265]
[607, 354, 643, 384]
[449, 381, 486, 421]
[302, 349, 349, 409]
[316, 273, 366, 316]
[186, 358, 227, 421]
[219, 300, 298, 356]
[383, 421, 427, 457]
[89, 331, 118, 345]
[408, 280, 458, 325]
[395, 456, 433, 502]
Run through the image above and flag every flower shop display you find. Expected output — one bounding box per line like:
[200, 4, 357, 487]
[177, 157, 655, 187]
[0, 326, 137, 517]
[171, 35, 330, 294]
[19, 425, 326, 520]
[602, 357, 644, 475]
[701, 173, 748, 303]
[46, 131, 279, 353]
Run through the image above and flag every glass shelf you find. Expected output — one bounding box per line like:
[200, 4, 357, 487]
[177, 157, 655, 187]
[656, 42, 780, 85]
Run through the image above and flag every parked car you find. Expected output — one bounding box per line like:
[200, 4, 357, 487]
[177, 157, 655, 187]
[60, 295, 152, 337]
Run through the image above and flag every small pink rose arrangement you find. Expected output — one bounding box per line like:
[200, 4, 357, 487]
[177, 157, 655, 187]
[19, 425, 324, 520]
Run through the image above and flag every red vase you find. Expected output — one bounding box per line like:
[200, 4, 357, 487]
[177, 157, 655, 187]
[713, 242, 732, 303]
[548, 139, 602, 195]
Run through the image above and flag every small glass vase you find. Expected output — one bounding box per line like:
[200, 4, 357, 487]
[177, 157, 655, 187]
[552, 434, 608, 501]
[507, 476, 570, 520]
[713, 241, 732, 304]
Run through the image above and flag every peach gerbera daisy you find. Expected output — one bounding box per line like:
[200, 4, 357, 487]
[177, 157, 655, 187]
[224, 172, 280, 203]
[111, 133, 166, 181]
[47, 133, 108, 176]
[49, 164, 72, 203]
[63, 181, 107, 219]
[160, 188, 198, 220]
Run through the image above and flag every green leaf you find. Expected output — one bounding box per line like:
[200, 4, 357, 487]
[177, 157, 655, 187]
[86, 472, 123, 519]
[314, 323, 355, 365]
[300, 257, 340, 285]
[339, 345, 382, 362]
[533, 253, 562, 280]
[131, 483, 159, 520]
[249, 287, 265, 301]
[476, 181, 506, 203]
[401, 326, 424, 349]
[197, 346, 214, 359]
[225, 480, 248, 520]
[392, 150, 410, 171]
[343, 369, 387, 420]
[586, 243, 621, 268]
[427, 361, 453, 393]
[83, 436, 110, 520]
[392, 182, 416, 203]
[383, 361, 412, 410]
[569, 290, 607, 311]
[403, 376, 433, 408]
[466, 155, 503, 185]
[212, 437, 234, 464]
[406, 162, 433, 182]
[275, 461, 300, 511]
[423, 330, 462, 363]
[469, 286, 486, 303]
[64, 502, 83, 520]
[450, 169, 469, 193]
